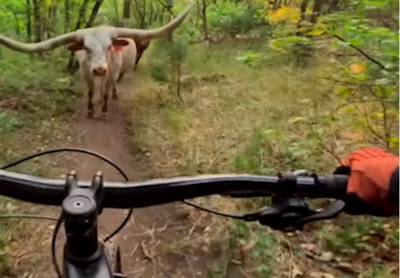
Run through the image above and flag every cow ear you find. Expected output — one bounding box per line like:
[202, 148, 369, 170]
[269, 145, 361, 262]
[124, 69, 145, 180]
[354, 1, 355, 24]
[67, 41, 84, 52]
[112, 39, 130, 47]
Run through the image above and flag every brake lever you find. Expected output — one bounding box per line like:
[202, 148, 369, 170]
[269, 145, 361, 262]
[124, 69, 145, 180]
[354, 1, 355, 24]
[294, 200, 345, 227]
[243, 198, 345, 232]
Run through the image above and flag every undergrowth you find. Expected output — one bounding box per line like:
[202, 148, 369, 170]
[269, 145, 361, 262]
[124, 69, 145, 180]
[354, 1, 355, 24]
[130, 41, 398, 277]
[0, 50, 76, 275]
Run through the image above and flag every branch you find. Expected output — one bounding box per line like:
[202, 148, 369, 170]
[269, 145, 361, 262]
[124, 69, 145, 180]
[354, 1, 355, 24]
[310, 124, 341, 163]
[154, 0, 173, 15]
[332, 34, 390, 71]
[354, 105, 386, 141]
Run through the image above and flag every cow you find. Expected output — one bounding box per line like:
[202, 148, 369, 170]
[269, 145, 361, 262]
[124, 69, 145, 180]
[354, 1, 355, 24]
[134, 39, 150, 70]
[0, 4, 192, 119]
[117, 39, 150, 83]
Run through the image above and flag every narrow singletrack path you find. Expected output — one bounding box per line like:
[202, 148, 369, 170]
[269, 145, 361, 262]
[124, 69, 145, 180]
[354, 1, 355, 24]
[62, 72, 208, 278]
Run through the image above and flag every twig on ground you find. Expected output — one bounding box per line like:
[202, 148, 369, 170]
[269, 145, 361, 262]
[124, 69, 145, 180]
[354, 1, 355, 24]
[140, 240, 154, 262]
[129, 243, 139, 256]
[279, 235, 294, 278]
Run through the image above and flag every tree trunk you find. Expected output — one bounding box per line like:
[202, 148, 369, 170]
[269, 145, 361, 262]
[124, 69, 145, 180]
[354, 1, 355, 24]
[123, 0, 132, 19]
[310, 0, 324, 23]
[47, 4, 58, 38]
[328, 0, 340, 12]
[32, 0, 42, 42]
[74, 0, 90, 30]
[176, 62, 182, 101]
[133, 0, 146, 27]
[299, 0, 308, 22]
[26, 0, 32, 42]
[86, 0, 105, 28]
[201, 0, 209, 41]
[12, 12, 21, 36]
[64, 0, 71, 32]
[113, 0, 120, 25]
[296, 0, 308, 34]
[67, 0, 91, 71]
[273, 0, 282, 10]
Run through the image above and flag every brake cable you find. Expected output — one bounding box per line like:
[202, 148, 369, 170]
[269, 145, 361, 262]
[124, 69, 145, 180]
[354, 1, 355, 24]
[181, 200, 246, 220]
[1, 147, 132, 278]
[1, 147, 132, 242]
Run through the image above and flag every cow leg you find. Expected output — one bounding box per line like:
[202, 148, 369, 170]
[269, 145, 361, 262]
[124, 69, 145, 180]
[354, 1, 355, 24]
[87, 90, 94, 118]
[100, 81, 112, 120]
[112, 85, 118, 100]
[100, 92, 109, 120]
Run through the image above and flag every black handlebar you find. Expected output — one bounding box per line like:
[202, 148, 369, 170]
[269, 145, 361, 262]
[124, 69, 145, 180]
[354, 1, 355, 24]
[0, 170, 348, 208]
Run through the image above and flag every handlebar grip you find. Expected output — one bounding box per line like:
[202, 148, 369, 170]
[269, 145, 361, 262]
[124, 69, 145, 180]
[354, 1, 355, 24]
[324, 174, 348, 198]
[294, 174, 348, 199]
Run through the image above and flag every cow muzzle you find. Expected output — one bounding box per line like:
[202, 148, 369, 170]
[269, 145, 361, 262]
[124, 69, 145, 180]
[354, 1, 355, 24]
[92, 67, 108, 76]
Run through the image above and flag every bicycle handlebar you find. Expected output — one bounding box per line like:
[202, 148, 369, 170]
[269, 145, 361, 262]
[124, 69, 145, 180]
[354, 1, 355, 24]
[0, 170, 348, 208]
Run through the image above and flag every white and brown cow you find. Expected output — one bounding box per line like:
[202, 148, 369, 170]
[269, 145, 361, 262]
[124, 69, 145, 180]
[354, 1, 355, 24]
[0, 4, 192, 119]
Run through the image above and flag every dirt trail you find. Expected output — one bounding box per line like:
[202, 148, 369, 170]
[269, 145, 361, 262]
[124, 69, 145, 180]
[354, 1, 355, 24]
[65, 73, 206, 277]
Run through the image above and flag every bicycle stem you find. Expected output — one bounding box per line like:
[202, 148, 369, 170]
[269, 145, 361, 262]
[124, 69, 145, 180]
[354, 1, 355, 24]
[62, 172, 113, 278]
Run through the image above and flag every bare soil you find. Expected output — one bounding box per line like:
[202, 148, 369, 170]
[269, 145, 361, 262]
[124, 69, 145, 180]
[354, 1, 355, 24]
[13, 74, 213, 278]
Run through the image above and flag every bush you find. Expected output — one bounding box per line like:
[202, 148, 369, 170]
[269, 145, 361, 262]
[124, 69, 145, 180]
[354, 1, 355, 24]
[269, 36, 314, 66]
[207, 1, 263, 38]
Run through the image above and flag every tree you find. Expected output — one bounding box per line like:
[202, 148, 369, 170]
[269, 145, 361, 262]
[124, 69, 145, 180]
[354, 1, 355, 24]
[113, 0, 120, 25]
[64, 0, 71, 32]
[123, 0, 132, 19]
[86, 0, 105, 28]
[32, 0, 42, 42]
[48, 2, 58, 38]
[200, 0, 209, 40]
[67, 0, 91, 70]
[310, 0, 323, 23]
[74, 0, 90, 30]
[26, 0, 32, 42]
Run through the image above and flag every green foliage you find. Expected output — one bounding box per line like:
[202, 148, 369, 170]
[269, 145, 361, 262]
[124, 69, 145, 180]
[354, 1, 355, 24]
[236, 51, 264, 67]
[0, 112, 23, 133]
[207, 1, 263, 38]
[149, 37, 189, 99]
[0, 52, 72, 94]
[269, 36, 314, 66]
[322, 13, 399, 69]
[320, 217, 398, 255]
[230, 221, 280, 277]
[234, 127, 326, 174]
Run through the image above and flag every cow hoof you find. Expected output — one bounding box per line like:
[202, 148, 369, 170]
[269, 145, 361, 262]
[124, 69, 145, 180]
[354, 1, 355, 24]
[87, 111, 94, 118]
[99, 113, 108, 121]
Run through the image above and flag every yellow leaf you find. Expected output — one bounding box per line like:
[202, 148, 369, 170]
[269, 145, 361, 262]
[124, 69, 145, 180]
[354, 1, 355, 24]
[267, 6, 301, 25]
[350, 63, 367, 74]
[289, 116, 306, 124]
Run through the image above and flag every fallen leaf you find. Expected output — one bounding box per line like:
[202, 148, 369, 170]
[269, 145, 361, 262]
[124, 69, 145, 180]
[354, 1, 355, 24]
[292, 263, 303, 277]
[309, 271, 336, 278]
[300, 243, 317, 253]
[316, 251, 334, 262]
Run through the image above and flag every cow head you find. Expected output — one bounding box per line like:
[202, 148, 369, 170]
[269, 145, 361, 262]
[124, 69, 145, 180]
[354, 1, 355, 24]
[67, 31, 130, 76]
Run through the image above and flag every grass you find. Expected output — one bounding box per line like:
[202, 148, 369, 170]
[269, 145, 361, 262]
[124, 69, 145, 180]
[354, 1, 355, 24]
[129, 40, 399, 277]
[0, 50, 78, 275]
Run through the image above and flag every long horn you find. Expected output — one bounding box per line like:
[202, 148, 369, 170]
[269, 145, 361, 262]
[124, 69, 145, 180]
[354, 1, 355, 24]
[0, 32, 77, 53]
[115, 2, 193, 40]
